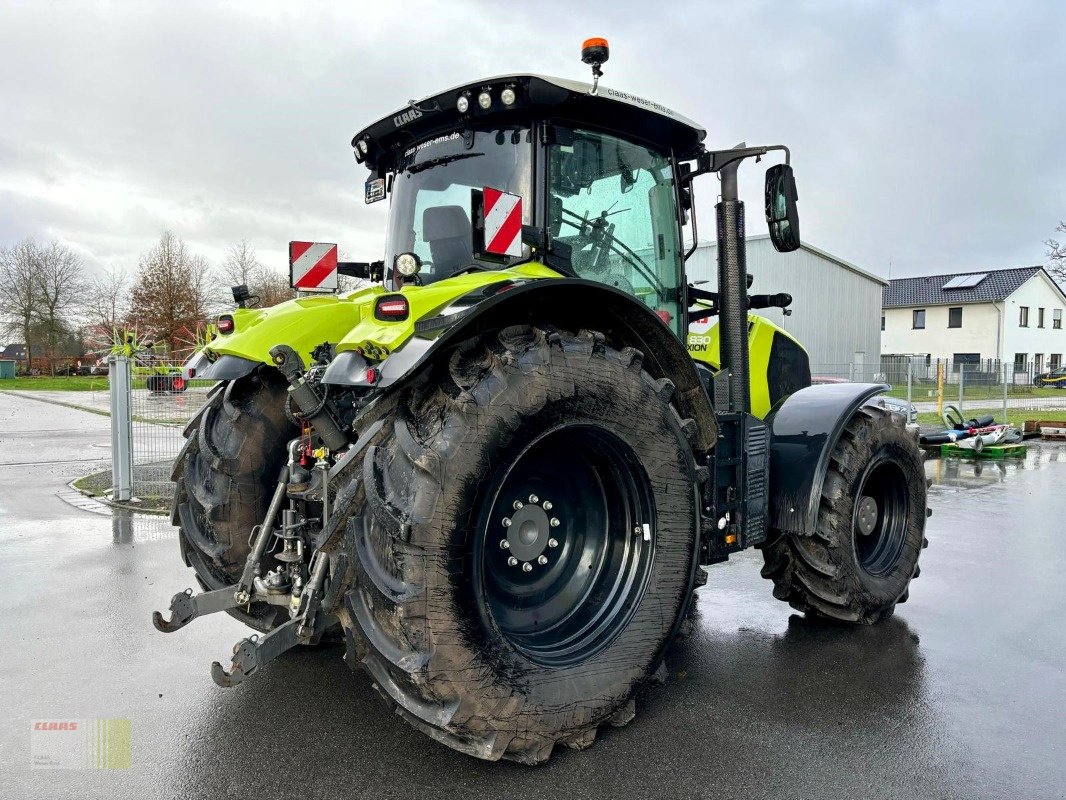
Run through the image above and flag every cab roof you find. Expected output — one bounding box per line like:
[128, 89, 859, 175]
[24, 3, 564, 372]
[352, 74, 707, 172]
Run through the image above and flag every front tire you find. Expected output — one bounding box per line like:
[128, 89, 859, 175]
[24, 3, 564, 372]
[760, 404, 927, 623]
[340, 326, 700, 762]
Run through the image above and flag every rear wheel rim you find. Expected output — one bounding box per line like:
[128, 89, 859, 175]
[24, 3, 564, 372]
[852, 456, 910, 576]
[475, 425, 655, 667]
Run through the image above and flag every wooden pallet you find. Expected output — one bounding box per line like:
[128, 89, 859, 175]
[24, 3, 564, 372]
[1024, 420, 1066, 436]
[940, 443, 1027, 459]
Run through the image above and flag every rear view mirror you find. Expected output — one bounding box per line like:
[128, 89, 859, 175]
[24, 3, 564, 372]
[765, 164, 801, 252]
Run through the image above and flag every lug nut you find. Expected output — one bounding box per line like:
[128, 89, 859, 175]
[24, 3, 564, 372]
[548, 538, 559, 548]
[537, 555, 548, 565]
[507, 556, 518, 567]
[550, 517, 560, 527]
[513, 500, 524, 510]
[499, 539, 510, 549]
[634, 526, 642, 535]
[503, 517, 512, 527]
[543, 501, 553, 510]
[529, 494, 539, 504]
[522, 562, 533, 572]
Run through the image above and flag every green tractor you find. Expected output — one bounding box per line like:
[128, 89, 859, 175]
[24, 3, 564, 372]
[156, 42, 928, 763]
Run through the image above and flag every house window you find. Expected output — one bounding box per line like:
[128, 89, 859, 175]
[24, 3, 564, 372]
[1055, 309, 1062, 329]
[1051, 354, 1062, 369]
[1020, 306, 1029, 327]
[1014, 352, 1027, 371]
[881, 314, 885, 331]
[948, 307, 963, 328]
[952, 353, 980, 373]
[1038, 308, 1046, 328]
[912, 309, 926, 329]
[1035, 354, 1044, 372]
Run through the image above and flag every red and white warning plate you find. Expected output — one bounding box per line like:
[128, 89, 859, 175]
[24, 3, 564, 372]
[289, 241, 339, 292]
[483, 188, 522, 257]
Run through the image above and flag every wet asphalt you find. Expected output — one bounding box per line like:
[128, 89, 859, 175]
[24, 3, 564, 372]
[1, 391, 1064, 800]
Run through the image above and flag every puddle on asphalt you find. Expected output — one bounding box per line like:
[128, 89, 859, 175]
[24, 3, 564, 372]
[926, 439, 1066, 491]
[112, 509, 175, 543]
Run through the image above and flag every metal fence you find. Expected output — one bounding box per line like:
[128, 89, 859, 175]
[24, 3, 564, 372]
[813, 358, 1066, 426]
[107, 351, 1066, 501]
[108, 354, 214, 504]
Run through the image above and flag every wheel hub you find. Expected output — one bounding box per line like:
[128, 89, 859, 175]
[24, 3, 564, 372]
[501, 497, 560, 565]
[852, 458, 910, 576]
[856, 495, 879, 536]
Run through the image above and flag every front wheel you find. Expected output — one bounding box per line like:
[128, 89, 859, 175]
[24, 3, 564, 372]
[760, 404, 928, 623]
[340, 326, 700, 763]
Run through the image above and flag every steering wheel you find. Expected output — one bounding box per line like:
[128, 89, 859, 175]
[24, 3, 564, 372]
[558, 207, 668, 296]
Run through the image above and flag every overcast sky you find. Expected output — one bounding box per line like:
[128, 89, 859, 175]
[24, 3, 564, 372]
[1, 0, 1063, 282]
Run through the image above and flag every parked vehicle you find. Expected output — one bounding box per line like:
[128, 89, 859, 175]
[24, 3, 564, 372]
[155, 42, 929, 763]
[1035, 367, 1066, 388]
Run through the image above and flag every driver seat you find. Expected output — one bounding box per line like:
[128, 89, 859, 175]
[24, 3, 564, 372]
[423, 205, 474, 276]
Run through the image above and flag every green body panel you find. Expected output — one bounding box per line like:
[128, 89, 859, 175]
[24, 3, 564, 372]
[332, 262, 560, 357]
[204, 258, 802, 421]
[206, 263, 559, 368]
[206, 287, 380, 367]
[686, 314, 807, 419]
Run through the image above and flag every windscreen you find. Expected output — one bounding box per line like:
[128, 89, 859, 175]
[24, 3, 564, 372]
[385, 129, 532, 285]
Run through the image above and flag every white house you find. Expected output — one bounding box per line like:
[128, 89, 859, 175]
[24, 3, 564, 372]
[881, 266, 1066, 375]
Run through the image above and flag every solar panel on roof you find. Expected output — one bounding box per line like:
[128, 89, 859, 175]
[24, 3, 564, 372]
[942, 273, 988, 289]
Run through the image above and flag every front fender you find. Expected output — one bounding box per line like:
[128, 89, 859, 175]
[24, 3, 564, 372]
[767, 382, 889, 536]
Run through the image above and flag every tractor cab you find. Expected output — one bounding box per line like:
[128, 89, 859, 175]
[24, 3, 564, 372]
[353, 69, 706, 338]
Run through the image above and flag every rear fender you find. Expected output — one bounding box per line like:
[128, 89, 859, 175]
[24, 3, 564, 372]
[326, 279, 717, 450]
[767, 382, 889, 536]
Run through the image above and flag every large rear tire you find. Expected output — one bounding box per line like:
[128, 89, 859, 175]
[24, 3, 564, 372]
[760, 404, 928, 623]
[339, 326, 700, 763]
[170, 369, 298, 632]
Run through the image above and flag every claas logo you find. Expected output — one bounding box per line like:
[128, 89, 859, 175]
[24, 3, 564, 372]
[34, 721, 78, 731]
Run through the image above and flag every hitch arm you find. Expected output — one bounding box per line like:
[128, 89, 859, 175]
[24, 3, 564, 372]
[211, 550, 335, 686]
[152, 586, 243, 633]
[151, 467, 287, 632]
[211, 619, 301, 687]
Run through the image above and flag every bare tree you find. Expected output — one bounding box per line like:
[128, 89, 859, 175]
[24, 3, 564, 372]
[220, 239, 261, 288]
[82, 265, 131, 354]
[34, 241, 88, 373]
[1046, 221, 1066, 285]
[255, 267, 295, 307]
[129, 231, 214, 353]
[85, 265, 131, 330]
[219, 240, 294, 308]
[0, 239, 42, 368]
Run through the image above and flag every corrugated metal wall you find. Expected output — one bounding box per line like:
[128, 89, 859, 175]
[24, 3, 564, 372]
[686, 235, 885, 372]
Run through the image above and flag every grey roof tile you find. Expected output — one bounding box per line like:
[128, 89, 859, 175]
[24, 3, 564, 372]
[882, 266, 1047, 307]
